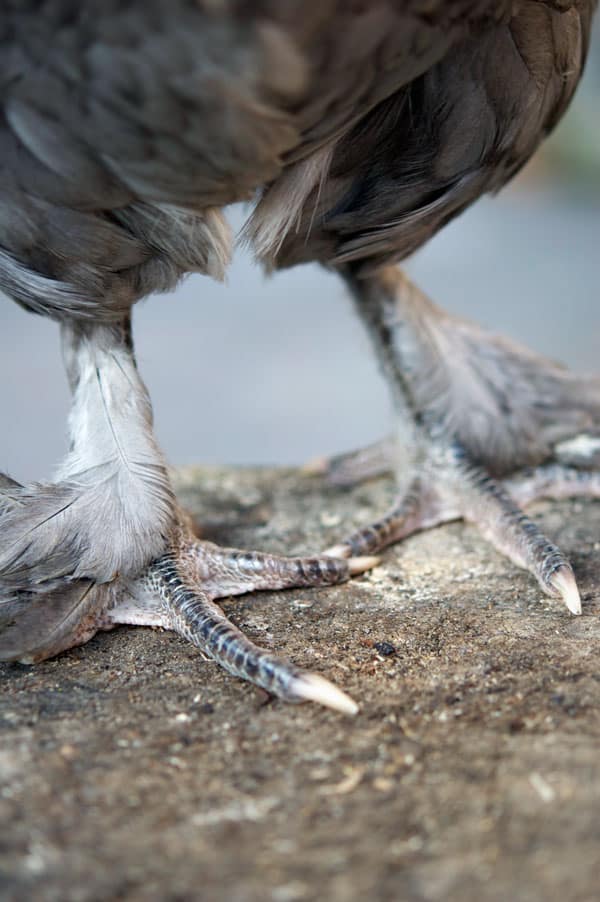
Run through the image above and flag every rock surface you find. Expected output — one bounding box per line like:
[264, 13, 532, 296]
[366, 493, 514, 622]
[1, 464, 600, 902]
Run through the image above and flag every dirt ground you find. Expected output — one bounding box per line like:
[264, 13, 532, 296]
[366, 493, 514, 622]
[1, 464, 600, 902]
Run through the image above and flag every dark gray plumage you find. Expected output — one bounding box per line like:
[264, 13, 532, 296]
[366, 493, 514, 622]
[0, 1, 598, 712]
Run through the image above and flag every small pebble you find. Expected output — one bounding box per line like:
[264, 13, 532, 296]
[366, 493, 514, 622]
[374, 641, 396, 657]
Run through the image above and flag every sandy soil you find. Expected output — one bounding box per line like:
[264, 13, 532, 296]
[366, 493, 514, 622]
[2, 464, 600, 902]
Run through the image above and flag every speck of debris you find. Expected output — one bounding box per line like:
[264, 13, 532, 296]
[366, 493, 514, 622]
[374, 641, 396, 656]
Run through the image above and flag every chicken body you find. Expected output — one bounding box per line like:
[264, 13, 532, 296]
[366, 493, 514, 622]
[0, 1, 598, 712]
[0, 1, 593, 316]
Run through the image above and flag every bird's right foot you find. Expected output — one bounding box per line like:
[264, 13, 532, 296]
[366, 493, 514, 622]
[0, 514, 378, 715]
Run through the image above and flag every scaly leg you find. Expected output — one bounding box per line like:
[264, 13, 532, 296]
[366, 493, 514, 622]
[324, 266, 600, 614]
[1, 518, 376, 714]
[130, 533, 374, 712]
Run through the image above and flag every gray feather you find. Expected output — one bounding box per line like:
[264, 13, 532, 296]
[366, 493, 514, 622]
[0, 579, 99, 664]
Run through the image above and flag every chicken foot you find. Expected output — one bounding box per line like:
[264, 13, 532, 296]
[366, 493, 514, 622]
[323, 265, 600, 613]
[0, 515, 376, 714]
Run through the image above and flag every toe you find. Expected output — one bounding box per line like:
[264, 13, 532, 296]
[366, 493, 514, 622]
[548, 565, 582, 615]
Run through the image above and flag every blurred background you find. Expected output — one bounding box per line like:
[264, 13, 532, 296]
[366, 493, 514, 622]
[1, 21, 599, 483]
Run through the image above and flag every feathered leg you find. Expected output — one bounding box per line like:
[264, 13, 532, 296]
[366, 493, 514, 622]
[324, 266, 600, 614]
[0, 317, 175, 589]
[0, 318, 377, 710]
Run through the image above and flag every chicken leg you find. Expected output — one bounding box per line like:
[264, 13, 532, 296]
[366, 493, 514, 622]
[323, 266, 600, 614]
[0, 316, 376, 713]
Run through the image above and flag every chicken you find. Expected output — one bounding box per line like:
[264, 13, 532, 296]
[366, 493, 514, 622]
[1, 0, 598, 714]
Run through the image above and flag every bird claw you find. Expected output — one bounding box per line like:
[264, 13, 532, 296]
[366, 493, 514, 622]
[87, 528, 374, 714]
[318, 444, 599, 616]
[548, 565, 582, 616]
[287, 672, 358, 715]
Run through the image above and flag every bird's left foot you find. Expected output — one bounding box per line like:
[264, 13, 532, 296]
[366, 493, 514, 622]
[322, 441, 600, 615]
[320, 265, 600, 614]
